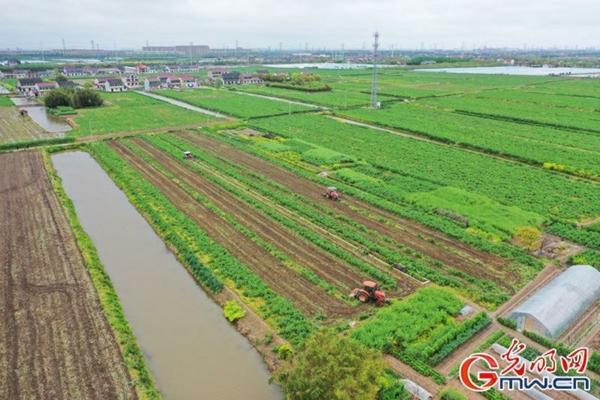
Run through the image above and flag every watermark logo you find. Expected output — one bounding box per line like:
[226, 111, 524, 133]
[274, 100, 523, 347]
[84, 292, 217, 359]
[459, 338, 591, 393]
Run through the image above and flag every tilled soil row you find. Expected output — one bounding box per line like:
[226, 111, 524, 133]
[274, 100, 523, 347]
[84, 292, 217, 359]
[131, 137, 369, 293]
[0, 151, 135, 400]
[178, 131, 515, 288]
[109, 141, 354, 318]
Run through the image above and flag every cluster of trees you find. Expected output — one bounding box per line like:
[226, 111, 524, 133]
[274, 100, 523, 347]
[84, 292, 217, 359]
[261, 71, 321, 84]
[44, 88, 103, 109]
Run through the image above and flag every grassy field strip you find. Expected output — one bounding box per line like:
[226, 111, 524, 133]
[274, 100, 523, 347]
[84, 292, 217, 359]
[135, 90, 230, 118]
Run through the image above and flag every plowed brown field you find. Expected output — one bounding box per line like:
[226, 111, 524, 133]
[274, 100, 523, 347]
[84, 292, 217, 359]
[0, 151, 135, 400]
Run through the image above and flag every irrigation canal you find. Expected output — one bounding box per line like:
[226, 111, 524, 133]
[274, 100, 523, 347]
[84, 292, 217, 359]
[52, 151, 282, 400]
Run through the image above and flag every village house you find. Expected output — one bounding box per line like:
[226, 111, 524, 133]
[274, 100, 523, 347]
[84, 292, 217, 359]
[104, 78, 126, 92]
[9, 69, 30, 79]
[93, 77, 110, 89]
[143, 77, 161, 91]
[221, 71, 241, 85]
[34, 81, 59, 94]
[16, 78, 43, 94]
[136, 64, 149, 73]
[63, 67, 89, 77]
[239, 73, 263, 84]
[179, 75, 198, 88]
[57, 80, 79, 89]
[123, 73, 140, 88]
[207, 67, 227, 80]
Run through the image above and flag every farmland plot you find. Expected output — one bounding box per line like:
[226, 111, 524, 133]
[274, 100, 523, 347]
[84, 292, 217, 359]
[0, 151, 134, 400]
[423, 92, 600, 133]
[154, 88, 311, 118]
[249, 113, 600, 222]
[68, 92, 213, 136]
[0, 104, 51, 144]
[170, 130, 535, 308]
[342, 102, 600, 177]
[104, 140, 354, 319]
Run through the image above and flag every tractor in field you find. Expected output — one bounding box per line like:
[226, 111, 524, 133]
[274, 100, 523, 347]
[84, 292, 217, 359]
[183, 151, 193, 160]
[19, 109, 28, 117]
[349, 281, 388, 306]
[323, 186, 340, 201]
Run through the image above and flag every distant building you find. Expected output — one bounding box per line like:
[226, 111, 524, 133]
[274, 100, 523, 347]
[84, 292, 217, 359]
[221, 71, 241, 85]
[123, 73, 140, 88]
[136, 64, 149, 73]
[143, 77, 161, 91]
[57, 80, 79, 89]
[221, 71, 262, 85]
[16, 78, 43, 94]
[142, 45, 210, 57]
[207, 67, 227, 80]
[63, 67, 88, 77]
[180, 75, 198, 88]
[93, 77, 110, 89]
[34, 81, 59, 93]
[104, 78, 126, 92]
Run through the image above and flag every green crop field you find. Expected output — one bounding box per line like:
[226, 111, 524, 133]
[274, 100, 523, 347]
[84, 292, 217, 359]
[0, 95, 13, 106]
[422, 91, 600, 133]
[341, 101, 600, 178]
[249, 113, 599, 223]
[154, 88, 312, 118]
[68, 92, 214, 136]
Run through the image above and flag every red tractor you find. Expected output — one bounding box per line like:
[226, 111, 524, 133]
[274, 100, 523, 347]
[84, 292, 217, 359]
[349, 281, 388, 306]
[323, 186, 340, 201]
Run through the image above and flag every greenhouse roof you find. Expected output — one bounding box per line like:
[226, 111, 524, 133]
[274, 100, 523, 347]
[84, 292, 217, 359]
[508, 265, 600, 339]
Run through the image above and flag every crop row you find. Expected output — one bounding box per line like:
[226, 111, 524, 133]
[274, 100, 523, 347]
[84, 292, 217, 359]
[156, 132, 517, 307]
[341, 102, 600, 178]
[88, 141, 313, 345]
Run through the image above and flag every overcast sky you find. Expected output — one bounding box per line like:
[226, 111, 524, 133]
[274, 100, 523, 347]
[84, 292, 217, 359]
[2, 0, 599, 50]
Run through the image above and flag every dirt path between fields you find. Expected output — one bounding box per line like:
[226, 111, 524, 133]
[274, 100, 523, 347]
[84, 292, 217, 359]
[0, 151, 135, 400]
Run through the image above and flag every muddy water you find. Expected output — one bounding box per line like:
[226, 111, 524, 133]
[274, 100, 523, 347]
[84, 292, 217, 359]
[10, 97, 71, 133]
[52, 151, 282, 400]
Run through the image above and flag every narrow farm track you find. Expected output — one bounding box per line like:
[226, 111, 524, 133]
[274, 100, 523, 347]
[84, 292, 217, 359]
[130, 138, 370, 293]
[178, 131, 515, 288]
[0, 151, 135, 400]
[109, 141, 354, 318]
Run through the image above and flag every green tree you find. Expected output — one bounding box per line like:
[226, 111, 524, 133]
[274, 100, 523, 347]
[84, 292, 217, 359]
[44, 89, 71, 108]
[72, 88, 103, 108]
[279, 330, 385, 400]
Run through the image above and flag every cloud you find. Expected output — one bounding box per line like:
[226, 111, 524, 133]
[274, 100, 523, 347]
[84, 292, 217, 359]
[0, 0, 598, 49]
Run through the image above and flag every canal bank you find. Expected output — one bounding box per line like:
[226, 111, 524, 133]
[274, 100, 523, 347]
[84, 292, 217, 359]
[52, 151, 282, 400]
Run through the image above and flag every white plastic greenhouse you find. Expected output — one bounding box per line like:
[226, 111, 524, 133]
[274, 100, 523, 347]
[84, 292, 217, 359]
[508, 265, 600, 339]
